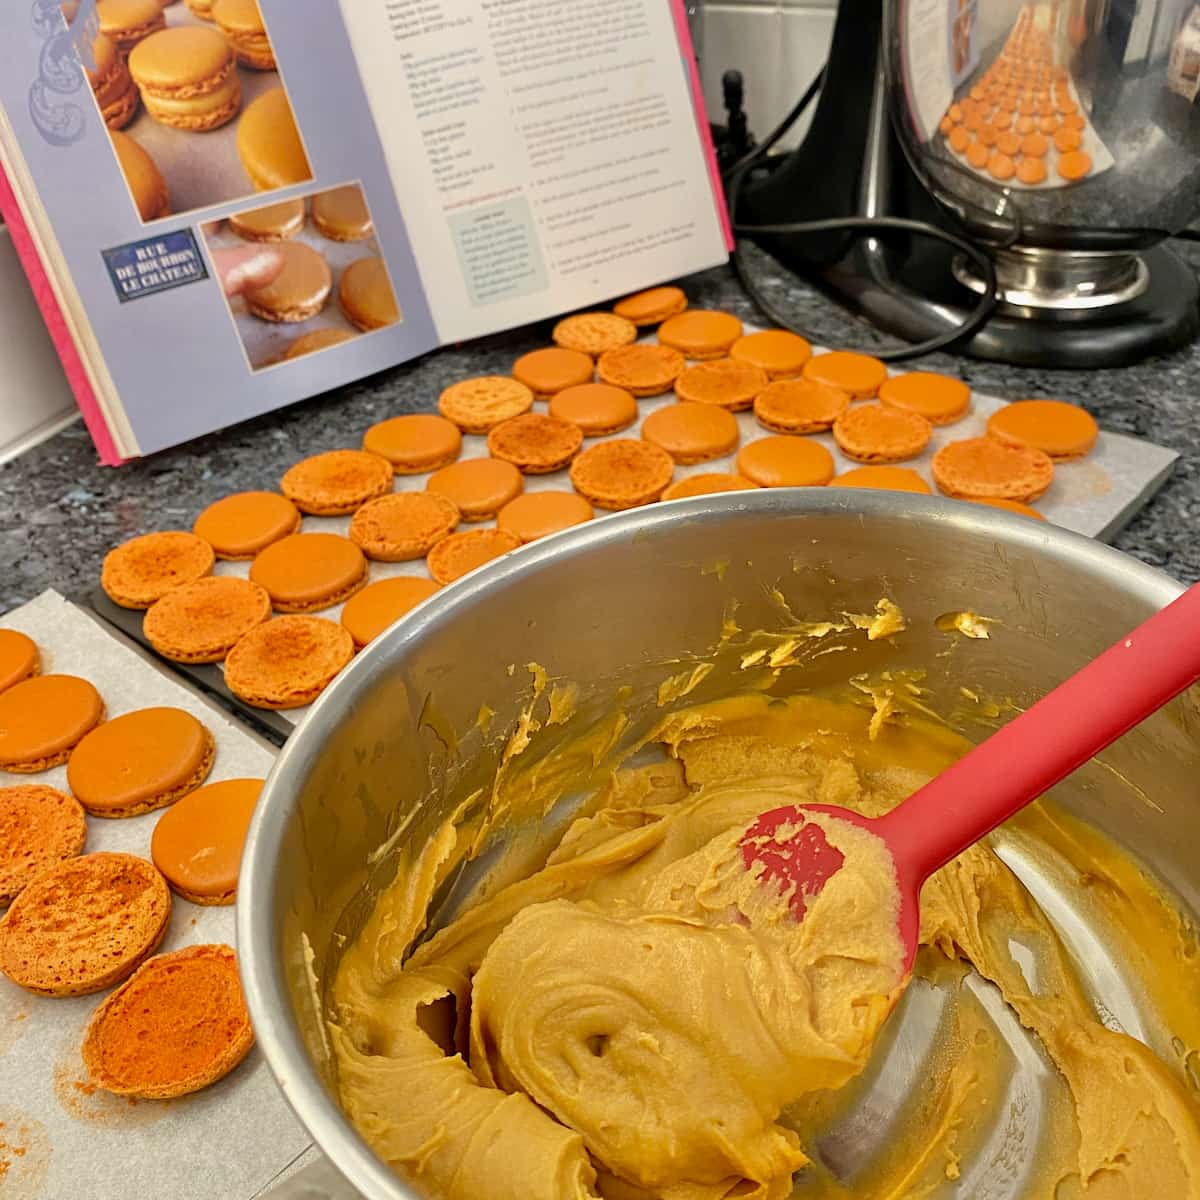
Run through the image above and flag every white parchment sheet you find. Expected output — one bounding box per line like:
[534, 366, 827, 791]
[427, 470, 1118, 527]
[0, 591, 313, 1200]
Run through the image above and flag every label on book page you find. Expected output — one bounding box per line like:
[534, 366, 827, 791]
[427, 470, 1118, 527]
[340, 0, 730, 343]
[101, 230, 207, 302]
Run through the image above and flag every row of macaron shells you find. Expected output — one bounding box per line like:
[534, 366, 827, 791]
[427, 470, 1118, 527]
[96, 287, 1099, 711]
[0, 631, 259, 1098]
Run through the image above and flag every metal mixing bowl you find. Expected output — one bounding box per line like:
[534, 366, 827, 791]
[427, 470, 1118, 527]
[239, 490, 1200, 1200]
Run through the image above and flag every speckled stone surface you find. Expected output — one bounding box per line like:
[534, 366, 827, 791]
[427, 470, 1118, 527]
[3, 247, 1200, 614]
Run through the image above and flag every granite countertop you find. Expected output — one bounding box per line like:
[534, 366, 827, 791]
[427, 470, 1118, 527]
[3, 245, 1200, 615]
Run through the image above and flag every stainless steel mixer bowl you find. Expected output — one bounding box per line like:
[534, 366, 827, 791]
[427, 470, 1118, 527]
[885, 0, 1200, 303]
[239, 490, 1200, 1200]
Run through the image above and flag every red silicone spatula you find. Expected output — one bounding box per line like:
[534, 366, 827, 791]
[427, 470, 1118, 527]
[740, 583, 1200, 974]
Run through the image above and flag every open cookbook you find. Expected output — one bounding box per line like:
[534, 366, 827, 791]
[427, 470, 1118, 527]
[0, 0, 730, 464]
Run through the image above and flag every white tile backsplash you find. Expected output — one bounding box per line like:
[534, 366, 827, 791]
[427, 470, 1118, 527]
[0, 227, 78, 464]
[697, 4, 836, 150]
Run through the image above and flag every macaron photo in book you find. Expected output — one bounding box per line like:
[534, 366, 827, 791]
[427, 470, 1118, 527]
[69, 0, 312, 221]
[201, 181, 402, 370]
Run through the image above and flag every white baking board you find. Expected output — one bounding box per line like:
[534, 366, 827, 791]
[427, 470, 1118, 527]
[0, 591, 311, 1200]
[200, 330, 1178, 725]
[114, 5, 311, 221]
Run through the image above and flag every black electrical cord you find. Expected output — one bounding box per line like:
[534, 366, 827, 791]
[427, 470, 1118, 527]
[723, 69, 1000, 363]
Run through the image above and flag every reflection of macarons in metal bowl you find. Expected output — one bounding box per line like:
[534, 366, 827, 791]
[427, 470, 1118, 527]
[128, 26, 241, 131]
[109, 130, 169, 221]
[211, 0, 275, 70]
[243, 242, 332, 323]
[237, 87, 312, 191]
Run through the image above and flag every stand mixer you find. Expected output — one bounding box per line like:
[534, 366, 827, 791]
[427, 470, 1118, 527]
[736, 0, 1200, 366]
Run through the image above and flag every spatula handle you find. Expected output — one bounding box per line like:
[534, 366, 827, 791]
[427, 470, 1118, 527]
[875, 582, 1200, 885]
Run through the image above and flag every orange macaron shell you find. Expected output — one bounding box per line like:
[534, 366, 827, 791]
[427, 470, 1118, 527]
[142, 575, 271, 663]
[549, 383, 638, 436]
[348, 492, 460, 561]
[496, 491, 594, 543]
[878, 372, 971, 425]
[735, 436, 836, 488]
[674, 359, 769, 412]
[427, 529, 522, 585]
[802, 350, 889, 399]
[986, 399, 1099, 460]
[969, 496, 1048, 521]
[0, 851, 170, 996]
[753, 378, 850, 434]
[613, 285, 688, 326]
[81, 943, 253, 1098]
[102, 530, 215, 609]
[0, 784, 87, 906]
[512, 347, 595, 399]
[0, 629, 40, 694]
[487, 413, 584, 474]
[224, 615, 353, 709]
[0, 674, 105, 773]
[281, 449, 395, 517]
[569, 439, 674, 509]
[552, 313, 638, 357]
[657, 310, 743, 359]
[640, 402, 739, 464]
[932, 437, 1055, 502]
[438, 376, 534, 433]
[730, 330, 812, 379]
[833, 403, 933, 464]
[362, 413, 462, 473]
[661, 473, 758, 500]
[250, 532, 367, 612]
[68, 706, 215, 818]
[193, 491, 300, 559]
[150, 777, 262, 904]
[829, 466, 933, 494]
[340, 577, 441, 648]
[597, 344, 685, 397]
[427, 458, 524, 520]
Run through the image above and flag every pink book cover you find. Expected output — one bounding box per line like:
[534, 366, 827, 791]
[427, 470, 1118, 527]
[669, 0, 735, 251]
[0, 164, 124, 466]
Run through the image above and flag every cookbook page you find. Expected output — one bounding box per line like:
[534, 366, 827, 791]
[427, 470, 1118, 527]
[340, 0, 731, 344]
[0, 0, 438, 462]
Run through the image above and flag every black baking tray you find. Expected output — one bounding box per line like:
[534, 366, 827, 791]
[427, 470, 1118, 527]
[85, 589, 293, 747]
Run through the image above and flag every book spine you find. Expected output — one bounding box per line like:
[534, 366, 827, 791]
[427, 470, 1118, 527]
[668, 0, 735, 251]
[0, 164, 123, 466]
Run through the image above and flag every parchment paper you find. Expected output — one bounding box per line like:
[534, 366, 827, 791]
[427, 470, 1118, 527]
[119, 6, 311, 222]
[0, 591, 312, 1200]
